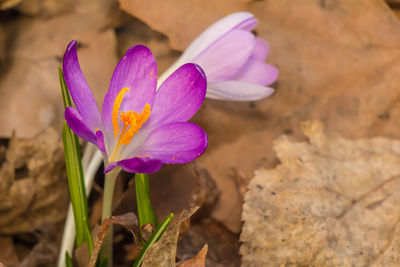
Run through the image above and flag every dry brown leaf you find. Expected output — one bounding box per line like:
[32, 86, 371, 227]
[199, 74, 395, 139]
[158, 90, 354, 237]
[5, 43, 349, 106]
[15, 0, 74, 17]
[0, 0, 20, 10]
[0, 1, 118, 138]
[178, 244, 207, 267]
[118, 0, 245, 50]
[177, 219, 240, 267]
[241, 121, 400, 266]
[386, 0, 400, 4]
[142, 207, 199, 267]
[189, 164, 220, 221]
[116, 17, 180, 74]
[0, 25, 6, 69]
[119, 0, 400, 233]
[17, 224, 59, 267]
[89, 212, 138, 267]
[0, 236, 19, 266]
[0, 127, 68, 233]
[74, 242, 90, 267]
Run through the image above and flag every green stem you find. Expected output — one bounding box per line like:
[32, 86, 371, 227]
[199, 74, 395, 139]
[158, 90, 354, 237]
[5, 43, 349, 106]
[100, 167, 120, 267]
[135, 173, 158, 227]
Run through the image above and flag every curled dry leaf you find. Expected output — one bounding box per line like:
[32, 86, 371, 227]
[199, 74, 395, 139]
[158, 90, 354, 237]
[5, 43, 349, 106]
[190, 164, 220, 221]
[89, 212, 138, 267]
[177, 219, 240, 267]
[241, 121, 400, 266]
[177, 244, 207, 267]
[17, 224, 59, 267]
[0, 127, 68, 234]
[142, 207, 200, 267]
[141, 223, 155, 242]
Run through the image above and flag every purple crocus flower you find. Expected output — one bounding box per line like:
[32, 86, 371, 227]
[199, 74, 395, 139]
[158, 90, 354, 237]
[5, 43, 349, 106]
[63, 41, 208, 173]
[158, 12, 278, 101]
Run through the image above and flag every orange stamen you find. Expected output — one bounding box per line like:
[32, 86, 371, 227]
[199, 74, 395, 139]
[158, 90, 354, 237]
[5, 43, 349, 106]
[112, 87, 130, 138]
[119, 104, 151, 145]
[109, 88, 151, 162]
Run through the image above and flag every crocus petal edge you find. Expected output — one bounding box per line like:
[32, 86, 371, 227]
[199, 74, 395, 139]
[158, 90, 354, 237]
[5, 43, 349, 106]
[206, 81, 275, 101]
[65, 107, 97, 144]
[63, 41, 101, 131]
[117, 157, 163, 174]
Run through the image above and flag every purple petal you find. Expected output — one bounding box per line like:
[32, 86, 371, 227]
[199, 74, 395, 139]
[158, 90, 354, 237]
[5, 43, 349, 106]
[117, 157, 162, 174]
[179, 12, 255, 62]
[63, 41, 101, 131]
[135, 122, 208, 164]
[252, 38, 270, 61]
[65, 107, 97, 144]
[104, 162, 117, 173]
[147, 63, 206, 128]
[101, 45, 157, 139]
[237, 60, 279, 86]
[192, 29, 255, 82]
[96, 130, 107, 154]
[234, 17, 258, 31]
[206, 81, 275, 101]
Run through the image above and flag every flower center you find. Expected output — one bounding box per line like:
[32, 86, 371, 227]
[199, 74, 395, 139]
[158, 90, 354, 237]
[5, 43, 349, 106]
[109, 87, 151, 162]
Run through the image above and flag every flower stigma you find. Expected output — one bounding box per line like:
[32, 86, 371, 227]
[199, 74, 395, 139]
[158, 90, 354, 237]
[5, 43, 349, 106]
[109, 87, 151, 162]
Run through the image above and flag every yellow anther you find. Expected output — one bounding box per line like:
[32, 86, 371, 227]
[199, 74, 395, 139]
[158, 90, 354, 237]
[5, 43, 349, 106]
[109, 87, 151, 162]
[119, 103, 151, 145]
[112, 88, 130, 138]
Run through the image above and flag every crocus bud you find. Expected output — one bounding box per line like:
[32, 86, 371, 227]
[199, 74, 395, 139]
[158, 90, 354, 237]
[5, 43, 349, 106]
[158, 12, 278, 101]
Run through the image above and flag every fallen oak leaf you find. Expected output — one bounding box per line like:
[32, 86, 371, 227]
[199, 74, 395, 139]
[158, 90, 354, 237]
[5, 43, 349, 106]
[0, 128, 68, 234]
[142, 207, 199, 267]
[190, 164, 220, 221]
[177, 219, 240, 266]
[177, 244, 208, 267]
[89, 212, 138, 267]
[241, 121, 400, 266]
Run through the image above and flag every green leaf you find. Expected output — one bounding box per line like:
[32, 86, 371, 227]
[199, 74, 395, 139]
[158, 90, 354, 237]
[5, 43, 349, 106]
[133, 213, 174, 267]
[65, 251, 73, 267]
[135, 173, 158, 228]
[60, 67, 94, 254]
[94, 257, 108, 267]
[59, 67, 72, 109]
[63, 123, 94, 251]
